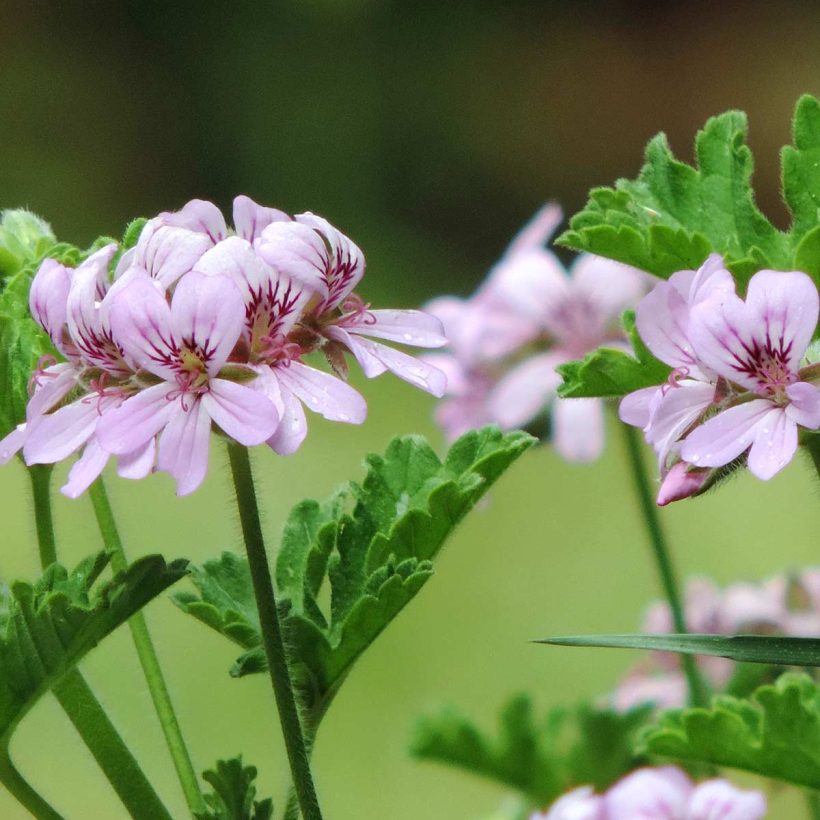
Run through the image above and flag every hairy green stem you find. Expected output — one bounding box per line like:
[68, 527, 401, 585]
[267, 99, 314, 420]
[88, 479, 204, 816]
[227, 443, 323, 820]
[0, 747, 62, 820]
[619, 422, 709, 707]
[28, 466, 172, 820]
[806, 790, 820, 820]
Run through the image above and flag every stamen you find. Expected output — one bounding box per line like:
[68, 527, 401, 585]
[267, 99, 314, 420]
[27, 355, 60, 394]
[339, 293, 376, 325]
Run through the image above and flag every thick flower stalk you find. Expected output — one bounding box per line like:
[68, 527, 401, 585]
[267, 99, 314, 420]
[530, 766, 766, 820]
[612, 568, 820, 711]
[425, 205, 646, 461]
[620, 255, 820, 503]
[1, 196, 446, 495]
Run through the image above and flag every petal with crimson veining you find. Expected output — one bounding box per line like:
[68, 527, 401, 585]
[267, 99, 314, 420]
[232, 195, 290, 242]
[29, 259, 71, 349]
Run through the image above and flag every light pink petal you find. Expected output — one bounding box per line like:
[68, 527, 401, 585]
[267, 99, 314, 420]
[96, 383, 176, 455]
[346, 309, 447, 348]
[117, 438, 156, 480]
[570, 254, 646, 320]
[134, 221, 215, 289]
[232, 195, 290, 242]
[687, 253, 736, 304]
[194, 237, 314, 339]
[636, 279, 697, 369]
[66, 244, 117, 340]
[747, 407, 797, 480]
[604, 766, 692, 819]
[61, 438, 110, 499]
[202, 378, 279, 446]
[538, 785, 603, 820]
[611, 671, 687, 712]
[274, 361, 367, 423]
[656, 462, 709, 506]
[419, 354, 470, 397]
[436, 394, 492, 442]
[0, 424, 26, 464]
[487, 352, 562, 428]
[647, 380, 716, 466]
[170, 271, 245, 374]
[744, 270, 819, 372]
[325, 326, 386, 377]
[720, 582, 784, 632]
[267, 386, 308, 456]
[786, 381, 820, 429]
[688, 779, 766, 820]
[486, 248, 570, 326]
[23, 399, 100, 464]
[109, 276, 177, 379]
[161, 199, 228, 243]
[334, 332, 446, 396]
[157, 398, 211, 496]
[619, 386, 660, 429]
[27, 363, 77, 419]
[503, 203, 563, 259]
[681, 399, 773, 469]
[29, 259, 71, 349]
[552, 397, 604, 463]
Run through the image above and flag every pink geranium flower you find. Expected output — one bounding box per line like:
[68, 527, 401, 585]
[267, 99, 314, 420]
[681, 269, 820, 479]
[426, 204, 646, 461]
[96, 271, 279, 495]
[531, 767, 766, 820]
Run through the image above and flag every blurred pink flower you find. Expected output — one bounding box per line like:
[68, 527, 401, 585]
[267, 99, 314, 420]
[426, 204, 646, 461]
[531, 767, 765, 820]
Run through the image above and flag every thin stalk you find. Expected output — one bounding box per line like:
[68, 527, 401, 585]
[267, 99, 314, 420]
[619, 422, 709, 707]
[227, 443, 323, 820]
[27, 466, 172, 820]
[88, 479, 204, 816]
[0, 747, 62, 820]
[806, 791, 820, 820]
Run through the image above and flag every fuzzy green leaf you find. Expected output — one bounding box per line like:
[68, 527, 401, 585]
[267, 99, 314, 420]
[195, 757, 273, 820]
[411, 695, 651, 805]
[0, 552, 187, 746]
[642, 672, 820, 790]
[559, 110, 791, 279]
[175, 427, 534, 725]
[556, 310, 671, 398]
[538, 633, 820, 666]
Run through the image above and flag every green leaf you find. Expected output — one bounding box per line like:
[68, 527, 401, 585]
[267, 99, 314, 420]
[195, 757, 273, 820]
[537, 633, 820, 666]
[559, 110, 790, 278]
[0, 552, 187, 746]
[0, 210, 56, 280]
[175, 427, 535, 725]
[410, 694, 651, 805]
[642, 672, 820, 790]
[557, 310, 671, 398]
[782, 95, 820, 241]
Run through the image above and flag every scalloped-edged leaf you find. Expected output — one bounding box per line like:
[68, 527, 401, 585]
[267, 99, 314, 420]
[0, 551, 187, 745]
[175, 427, 534, 723]
[558, 109, 790, 279]
[195, 756, 273, 820]
[410, 694, 651, 805]
[556, 310, 671, 398]
[641, 672, 820, 790]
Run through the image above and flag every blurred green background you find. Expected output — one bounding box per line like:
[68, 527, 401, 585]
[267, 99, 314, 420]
[2, 1, 820, 817]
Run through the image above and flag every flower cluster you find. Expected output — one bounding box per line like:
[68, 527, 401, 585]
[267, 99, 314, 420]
[620, 255, 820, 504]
[531, 766, 766, 820]
[613, 569, 820, 711]
[1, 197, 446, 496]
[425, 205, 646, 461]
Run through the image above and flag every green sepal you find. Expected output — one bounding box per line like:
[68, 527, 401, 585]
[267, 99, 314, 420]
[0, 210, 56, 281]
[556, 310, 671, 398]
[0, 552, 187, 747]
[194, 757, 273, 820]
[641, 672, 820, 790]
[410, 694, 651, 805]
[175, 427, 535, 727]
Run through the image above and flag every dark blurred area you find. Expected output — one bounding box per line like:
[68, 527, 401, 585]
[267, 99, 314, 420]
[2, 1, 818, 300]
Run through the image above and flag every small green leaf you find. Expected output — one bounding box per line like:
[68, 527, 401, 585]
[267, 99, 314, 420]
[782, 94, 820, 241]
[176, 427, 535, 726]
[537, 633, 820, 666]
[0, 209, 56, 280]
[557, 310, 671, 398]
[0, 552, 187, 746]
[410, 695, 651, 805]
[122, 218, 147, 251]
[642, 672, 820, 790]
[793, 224, 820, 289]
[195, 757, 273, 820]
